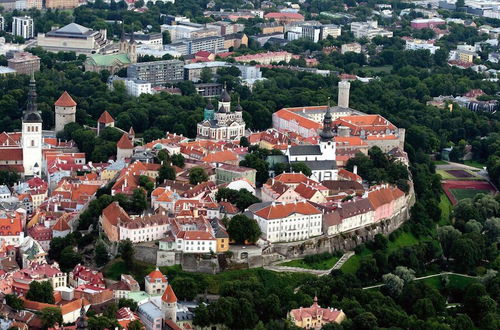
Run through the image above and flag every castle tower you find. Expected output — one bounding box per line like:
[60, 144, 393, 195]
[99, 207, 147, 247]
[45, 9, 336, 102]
[116, 133, 134, 161]
[161, 284, 178, 322]
[54, 91, 77, 134]
[337, 80, 350, 108]
[22, 73, 43, 177]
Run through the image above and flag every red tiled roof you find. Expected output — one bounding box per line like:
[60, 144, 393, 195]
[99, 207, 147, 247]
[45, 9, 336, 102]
[0, 148, 23, 161]
[98, 111, 114, 124]
[265, 12, 304, 19]
[146, 268, 167, 282]
[117, 133, 134, 149]
[254, 201, 321, 220]
[102, 202, 131, 226]
[201, 150, 238, 163]
[274, 109, 321, 131]
[161, 284, 177, 303]
[54, 91, 77, 107]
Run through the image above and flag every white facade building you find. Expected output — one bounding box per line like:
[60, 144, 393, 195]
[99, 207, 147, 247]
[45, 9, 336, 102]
[405, 39, 440, 54]
[251, 201, 323, 243]
[350, 20, 393, 39]
[12, 16, 34, 39]
[175, 232, 217, 253]
[125, 79, 152, 97]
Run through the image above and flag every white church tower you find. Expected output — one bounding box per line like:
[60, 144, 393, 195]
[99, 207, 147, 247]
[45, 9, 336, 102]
[22, 73, 43, 177]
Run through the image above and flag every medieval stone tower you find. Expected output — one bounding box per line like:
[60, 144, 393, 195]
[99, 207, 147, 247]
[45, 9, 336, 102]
[54, 91, 77, 134]
[337, 80, 350, 108]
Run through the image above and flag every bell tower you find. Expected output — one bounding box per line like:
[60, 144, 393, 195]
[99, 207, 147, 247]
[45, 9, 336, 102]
[22, 72, 43, 177]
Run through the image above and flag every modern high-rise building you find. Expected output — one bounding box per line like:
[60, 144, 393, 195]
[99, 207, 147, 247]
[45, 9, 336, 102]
[12, 16, 34, 39]
[127, 60, 184, 86]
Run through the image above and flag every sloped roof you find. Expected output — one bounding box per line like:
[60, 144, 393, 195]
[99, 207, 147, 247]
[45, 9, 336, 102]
[98, 111, 114, 124]
[117, 133, 134, 149]
[55, 91, 77, 107]
[161, 284, 177, 303]
[254, 201, 321, 220]
[57, 23, 90, 34]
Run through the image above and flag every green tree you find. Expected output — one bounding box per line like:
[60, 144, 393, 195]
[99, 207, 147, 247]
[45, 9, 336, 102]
[189, 167, 208, 185]
[131, 188, 147, 214]
[382, 273, 404, 296]
[59, 246, 82, 272]
[5, 294, 24, 310]
[0, 170, 20, 186]
[157, 163, 176, 183]
[239, 136, 250, 147]
[94, 241, 109, 267]
[40, 307, 63, 329]
[171, 153, 185, 168]
[290, 162, 312, 177]
[227, 214, 261, 244]
[88, 316, 120, 330]
[118, 298, 138, 311]
[128, 320, 145, 330]
[200, 67, 213, 83]
[26, 281, 55, 304]
[119, 239, 134, 269]
[437, 226, 461, 261]
[413, 298, 436, 319]
[171, 277, 198, 300]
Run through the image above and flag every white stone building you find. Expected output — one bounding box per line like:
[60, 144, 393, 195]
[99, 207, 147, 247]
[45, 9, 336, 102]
[250, 201, 323, 243]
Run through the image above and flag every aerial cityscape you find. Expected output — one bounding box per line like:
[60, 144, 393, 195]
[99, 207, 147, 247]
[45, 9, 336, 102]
[0, 0, 498, 328]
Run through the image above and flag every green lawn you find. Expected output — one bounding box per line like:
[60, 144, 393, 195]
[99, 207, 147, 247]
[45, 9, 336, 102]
[341, 232, 420, 274]
[420, 274, 477, 290]
[451, 188, 492, 201]
[433, 160, 449, 165]
[279, 256, 340, 270]
[463, 160, 486, 169]
[438, 193, 453, 226]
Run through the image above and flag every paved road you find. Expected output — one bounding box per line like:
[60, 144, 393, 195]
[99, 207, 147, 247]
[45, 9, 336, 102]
[362, 272, 477, 290]
[264, 251, 355, 276]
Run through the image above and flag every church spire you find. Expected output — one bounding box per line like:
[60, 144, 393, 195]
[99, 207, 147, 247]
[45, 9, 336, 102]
[76, 301, 88, 330]
[23, 72, 41, 122]
[319, 106, 334, 142]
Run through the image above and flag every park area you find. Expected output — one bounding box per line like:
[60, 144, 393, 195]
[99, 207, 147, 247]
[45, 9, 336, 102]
[442, 180, 497, 205]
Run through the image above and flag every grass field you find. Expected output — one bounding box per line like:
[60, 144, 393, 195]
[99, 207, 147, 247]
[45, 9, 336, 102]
[341, 232, 420, 274]
[420, 274, 477, 290]
[438, 193, 453, 226]
[451, 188, 492, 201]
[279, 256, 340, 270]
[463, 160, 486, 169]
[433, 160, 449, 165]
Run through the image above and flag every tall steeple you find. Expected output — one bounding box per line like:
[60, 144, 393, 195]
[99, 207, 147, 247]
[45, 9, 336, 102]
[23, 72, 41, 122]
[76, 301, 88, 330]
[319, 106, 334, 142]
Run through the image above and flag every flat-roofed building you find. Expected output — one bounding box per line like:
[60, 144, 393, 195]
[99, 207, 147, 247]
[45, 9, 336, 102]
[127, 59, 184, 86]
[7, 52, 40, 74]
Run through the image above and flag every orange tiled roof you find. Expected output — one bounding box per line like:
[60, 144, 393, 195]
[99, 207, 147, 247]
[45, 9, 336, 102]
[98, 111, 114, 124]
[146, 268, 167, 282]
[254, 201, 321, 220]
[201, 150, 238, 163]
[161, 284, 177, 303]
[117, 133, 134, 149]
[274, 109, 321, 131]
[54, 91, 77, 107]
